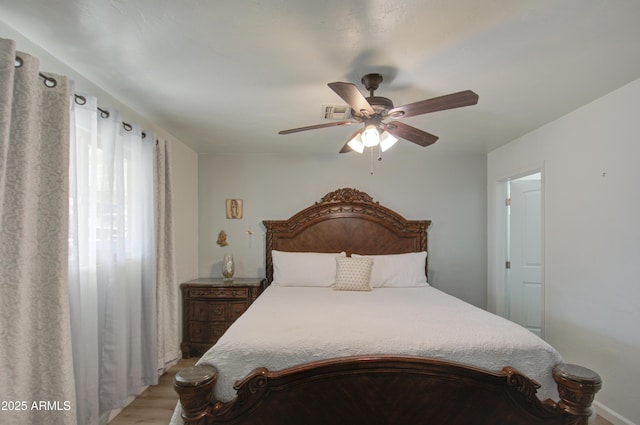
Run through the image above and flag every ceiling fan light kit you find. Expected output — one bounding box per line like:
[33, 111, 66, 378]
[347, 134, 365, 153]
[379, 131, 398, 152]
[279, 72, 479, 160]
[361, 124, 380, 147]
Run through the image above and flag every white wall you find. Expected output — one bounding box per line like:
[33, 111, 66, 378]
[488, 78, 640, 425]
[1, 20, 200, 283]
[198, 151, 487, 307]
[170, 141, 199, 283]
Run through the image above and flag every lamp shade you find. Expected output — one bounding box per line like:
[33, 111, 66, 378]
[347, 133, 365, 153]
[379, 131, 398, 152]
[361, 125, 380, 147]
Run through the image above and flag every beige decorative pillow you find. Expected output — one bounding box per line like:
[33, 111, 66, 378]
[334, 256, 373, 291]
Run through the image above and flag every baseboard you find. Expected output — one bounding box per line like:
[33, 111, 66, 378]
[159, 355, 180, 375]
[595, 401, 637, 425]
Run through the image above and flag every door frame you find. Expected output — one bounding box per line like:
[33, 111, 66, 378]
[490, 165, 546, 338]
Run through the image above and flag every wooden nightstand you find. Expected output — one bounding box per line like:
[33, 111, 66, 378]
[180, 277, 265, 358]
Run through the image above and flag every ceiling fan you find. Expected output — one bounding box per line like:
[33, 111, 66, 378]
[278, 73, 479, 154]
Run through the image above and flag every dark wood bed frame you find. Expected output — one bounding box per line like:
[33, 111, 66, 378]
[174, 188, 601, 425]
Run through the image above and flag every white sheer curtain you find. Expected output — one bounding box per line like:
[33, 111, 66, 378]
[0, 38, 77, 425]
[68, 94, 158, 424]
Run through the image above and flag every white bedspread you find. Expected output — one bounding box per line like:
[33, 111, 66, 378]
[170, 285, 562, 423]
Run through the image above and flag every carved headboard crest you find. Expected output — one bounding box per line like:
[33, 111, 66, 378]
[317, 188, 377, 205]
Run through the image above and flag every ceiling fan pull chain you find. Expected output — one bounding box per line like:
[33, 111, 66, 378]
[370, 147, 374, 175]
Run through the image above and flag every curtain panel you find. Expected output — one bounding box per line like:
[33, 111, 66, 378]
[154, 139, 181, 372]
[68, 95, 158, 423]
[0, 38, 77, 425]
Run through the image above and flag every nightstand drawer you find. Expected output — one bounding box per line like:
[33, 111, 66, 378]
[189, 322, 228, 343]
[210, 324, 227, 340]
[189, 287, 249, 299]
[228, 301, 248, 320]
[191, 301, 227, 321]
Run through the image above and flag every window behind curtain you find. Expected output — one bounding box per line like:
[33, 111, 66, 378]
[68, 94, 157, 424]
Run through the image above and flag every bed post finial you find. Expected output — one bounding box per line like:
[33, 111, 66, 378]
[552, 363, 602, 424]
[174, 365, 217, 424]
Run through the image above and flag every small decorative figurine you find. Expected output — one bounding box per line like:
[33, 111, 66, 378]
[217, 230, 228, 247]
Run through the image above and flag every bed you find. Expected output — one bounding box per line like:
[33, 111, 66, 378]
[172, 188, 601, 425]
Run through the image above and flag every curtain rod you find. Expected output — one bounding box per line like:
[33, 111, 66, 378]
[72, 94, 146, 139]
[14, 55, 57, 87]
[14, 55, 146, 139]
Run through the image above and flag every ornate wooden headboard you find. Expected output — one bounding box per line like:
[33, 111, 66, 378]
[263, 188, 431, 283]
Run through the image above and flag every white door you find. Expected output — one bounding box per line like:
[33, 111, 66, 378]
[508, 175, 543, 337]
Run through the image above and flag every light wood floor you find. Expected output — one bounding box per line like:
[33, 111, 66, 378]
[110, 357, 613, 425]
[109, 357, 198, 425]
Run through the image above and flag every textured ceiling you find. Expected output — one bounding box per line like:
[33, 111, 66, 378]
[2, 0, 640, 155]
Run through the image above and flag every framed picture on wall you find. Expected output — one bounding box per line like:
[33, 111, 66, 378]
[226, 199, 243, 219]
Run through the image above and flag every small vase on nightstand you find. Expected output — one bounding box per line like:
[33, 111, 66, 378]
[222, 254, 235, 282]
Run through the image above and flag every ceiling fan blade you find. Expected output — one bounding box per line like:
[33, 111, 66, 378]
[278, 120, 354, 135]
[339, 129, 363, 153]
[328, 82, 375, 117]
[388, 90, 478, 119]
[384, 121, 439, 147]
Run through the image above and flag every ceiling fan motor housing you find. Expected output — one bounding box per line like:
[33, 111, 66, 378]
[361, 73, 384, 92]
[365, 96, 394, 116]
[354, 73, 394, 118]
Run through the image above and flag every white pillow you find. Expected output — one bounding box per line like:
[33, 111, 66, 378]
[352, 251, 428, 287]
[334, 256, 373, 292]
[272, 250, 346, 287]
